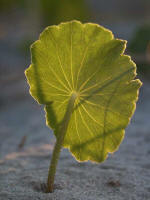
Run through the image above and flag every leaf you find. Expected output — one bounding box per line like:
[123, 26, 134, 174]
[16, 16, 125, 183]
[25, 20, 142, 163]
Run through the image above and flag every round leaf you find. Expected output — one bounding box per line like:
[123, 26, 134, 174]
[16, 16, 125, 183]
[25, 21, 142, 162]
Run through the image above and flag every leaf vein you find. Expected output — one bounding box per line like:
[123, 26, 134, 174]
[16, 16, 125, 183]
[81, 104, 104, 128]
[48, 29, 73, 90]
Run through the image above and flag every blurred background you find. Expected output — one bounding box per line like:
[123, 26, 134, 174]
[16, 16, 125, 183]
[0, 0, 150, 156]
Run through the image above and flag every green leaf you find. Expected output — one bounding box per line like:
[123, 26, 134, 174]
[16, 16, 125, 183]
[25, 20, 142, 163]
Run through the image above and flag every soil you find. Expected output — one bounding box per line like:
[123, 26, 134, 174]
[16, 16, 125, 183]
[0, 78, 150, 200]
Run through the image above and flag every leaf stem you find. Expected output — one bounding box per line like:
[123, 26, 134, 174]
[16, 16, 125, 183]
[46, 93, 77, 193]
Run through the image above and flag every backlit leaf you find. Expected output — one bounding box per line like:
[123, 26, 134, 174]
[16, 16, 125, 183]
[25, 21, 142, 162]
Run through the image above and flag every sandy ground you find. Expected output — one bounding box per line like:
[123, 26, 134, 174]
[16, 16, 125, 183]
[0, 78, 150, 200]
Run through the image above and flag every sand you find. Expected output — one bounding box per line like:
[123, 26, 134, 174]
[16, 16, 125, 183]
[0, 79, 150, 200]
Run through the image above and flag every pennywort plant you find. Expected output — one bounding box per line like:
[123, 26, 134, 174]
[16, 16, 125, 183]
[25, 20, 142, 192]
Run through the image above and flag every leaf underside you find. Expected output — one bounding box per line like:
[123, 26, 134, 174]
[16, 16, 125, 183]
[25, 20, 142, 163]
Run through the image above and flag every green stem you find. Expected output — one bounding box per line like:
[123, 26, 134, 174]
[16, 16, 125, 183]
[46, 93, 77, 193]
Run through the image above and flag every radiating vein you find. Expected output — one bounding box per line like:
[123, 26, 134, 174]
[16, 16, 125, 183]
[81, 104, 103, 128]
[81, 98, 127, 118]
[78, 68, 100, 92]
[34, 47, 70, 93]
[38, 92, 70, 97]
[77, 68, 134, 106]
[48, 64, 70, 93]
[78, 107, 94, 138]
[76, 37, 93, 90]
[80, 76, 111, 94]
[48, 29, 73, 90]
[40, 75, 68, 94]
[41, 38, 71, 93]
[79, 107, 99, 156]
[70, 22, 74, 89]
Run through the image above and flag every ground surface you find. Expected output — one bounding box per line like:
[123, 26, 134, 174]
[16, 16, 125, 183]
[0, 78, 150, 200]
